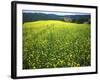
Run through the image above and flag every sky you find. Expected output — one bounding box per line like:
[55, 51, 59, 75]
[23, 10, 90, 16]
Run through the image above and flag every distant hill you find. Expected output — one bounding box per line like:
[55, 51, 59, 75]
[23, 13, 90, 24]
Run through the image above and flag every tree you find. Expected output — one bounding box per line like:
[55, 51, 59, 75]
[63, 17, 72, 22]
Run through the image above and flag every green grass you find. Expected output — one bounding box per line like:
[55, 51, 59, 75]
[23, 20, 91, 69]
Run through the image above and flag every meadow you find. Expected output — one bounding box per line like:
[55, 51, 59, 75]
[23, 20, 91, 69]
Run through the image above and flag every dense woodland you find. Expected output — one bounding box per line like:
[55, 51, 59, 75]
[23, 13, 91, 24]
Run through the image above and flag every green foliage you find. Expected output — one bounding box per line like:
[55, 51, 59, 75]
[23, 20, 91, 69]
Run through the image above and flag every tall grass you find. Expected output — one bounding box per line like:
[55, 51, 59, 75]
[23, 20, 91, 69]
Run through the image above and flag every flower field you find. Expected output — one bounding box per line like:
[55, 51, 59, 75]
[23, 20, 91, 69]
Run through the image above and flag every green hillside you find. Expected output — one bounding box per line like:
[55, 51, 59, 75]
[23, 20, 91, 69]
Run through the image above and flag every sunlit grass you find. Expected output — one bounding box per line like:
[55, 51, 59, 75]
[23, 20, 91, 69]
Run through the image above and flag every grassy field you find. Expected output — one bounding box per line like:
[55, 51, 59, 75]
[23, 20, 91, 69]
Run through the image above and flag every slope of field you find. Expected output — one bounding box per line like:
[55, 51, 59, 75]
[23, 20, 91, 69]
